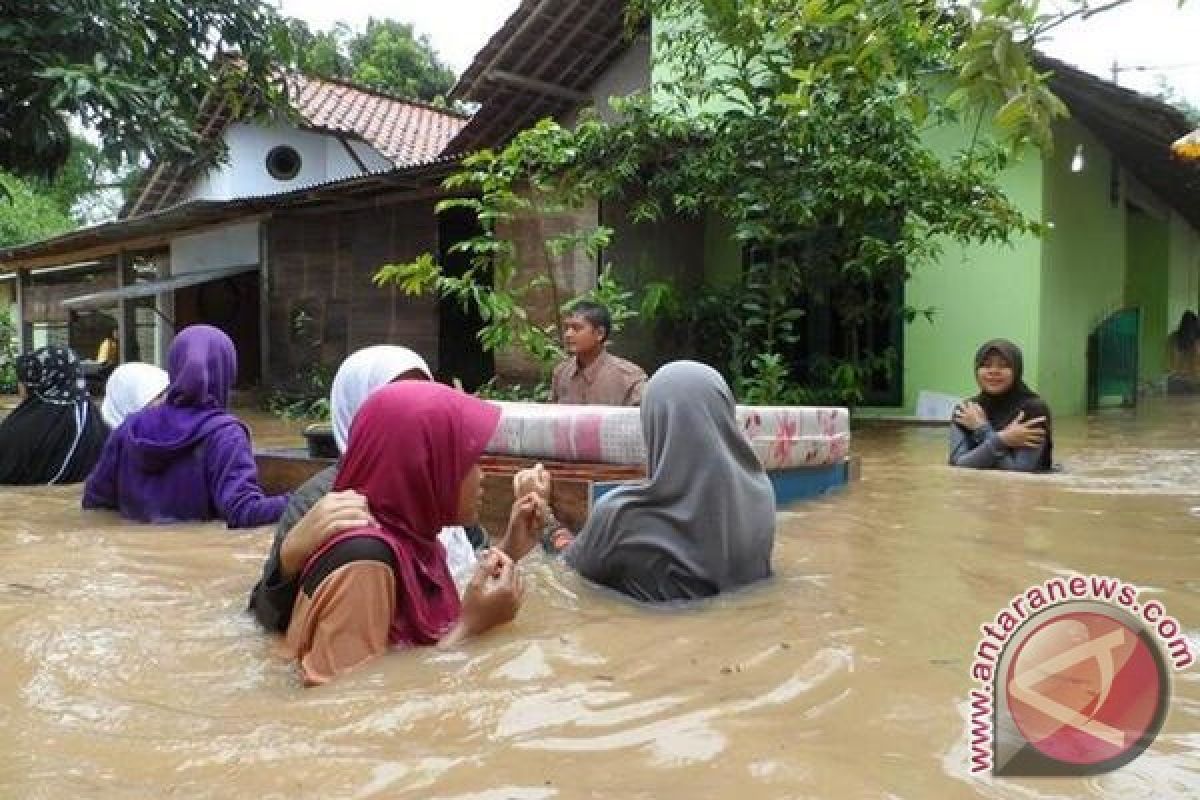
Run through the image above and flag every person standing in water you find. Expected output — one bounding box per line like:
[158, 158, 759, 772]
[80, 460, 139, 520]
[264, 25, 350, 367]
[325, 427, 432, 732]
[1167, 311, 1200, 395]
[0, 346, 109, 485]
[100, 363, 169, 429]
[283, 382, 544, 686]
[949, 339, 1054, 472]
[550, 300, 647, 406]
[535, 361, 777, 604]
[248, 345, 497, 633]
[83, 325, 287, 527]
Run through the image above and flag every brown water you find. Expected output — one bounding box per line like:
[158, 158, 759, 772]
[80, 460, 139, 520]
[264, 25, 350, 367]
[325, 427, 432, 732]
[1, 401, 1197, 798]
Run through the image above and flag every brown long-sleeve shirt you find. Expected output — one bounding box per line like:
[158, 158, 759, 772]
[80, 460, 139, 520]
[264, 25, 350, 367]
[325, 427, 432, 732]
[550, 350, 646, 406]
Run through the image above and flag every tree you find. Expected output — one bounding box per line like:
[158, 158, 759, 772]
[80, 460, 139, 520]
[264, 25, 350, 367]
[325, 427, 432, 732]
[289, 17, 456, 103]
[375, 0, 1189, 403]
[1153, 77, 1200, 126]
[0, 137, 132, 248]
[0, 172, 74, 249]
[0, 0, 292, 182]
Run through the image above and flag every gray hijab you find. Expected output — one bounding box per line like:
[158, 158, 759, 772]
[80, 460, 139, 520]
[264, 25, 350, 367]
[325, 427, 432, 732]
[564, 361, 776, 603]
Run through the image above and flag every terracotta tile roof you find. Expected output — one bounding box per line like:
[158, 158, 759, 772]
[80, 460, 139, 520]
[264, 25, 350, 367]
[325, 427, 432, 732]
[123, 72, 467, 218]
[288, 73, 468, 165]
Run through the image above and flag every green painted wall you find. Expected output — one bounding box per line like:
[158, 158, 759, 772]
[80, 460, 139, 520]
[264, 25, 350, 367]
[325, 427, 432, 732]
[1037, 119, 1127, 416]
[901, 120, 1045, 411]
[1167, 212, 1200, 334]
[1125, 206, 1170, 387]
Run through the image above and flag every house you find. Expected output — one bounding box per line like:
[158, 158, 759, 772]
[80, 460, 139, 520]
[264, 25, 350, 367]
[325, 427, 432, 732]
[6, 2, 1200, 418]
[0, 73, 489, 392]
[445, 0, 1200, 416]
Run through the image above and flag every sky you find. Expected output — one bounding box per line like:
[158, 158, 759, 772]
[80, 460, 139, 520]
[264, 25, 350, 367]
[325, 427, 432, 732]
[277, 0, 1200, 107]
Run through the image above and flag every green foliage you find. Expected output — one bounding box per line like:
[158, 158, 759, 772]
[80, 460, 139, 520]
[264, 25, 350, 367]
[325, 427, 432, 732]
[0, 172, 75, 248]
[0, 136, 130, 247]
[473, 377, 552, 403]
[288, 17, 456, 103]
[0, 306, 17, 393]
[266, 362, 334, 421]
[0, 0, 293, 182]
[377, 0, 1149, 406]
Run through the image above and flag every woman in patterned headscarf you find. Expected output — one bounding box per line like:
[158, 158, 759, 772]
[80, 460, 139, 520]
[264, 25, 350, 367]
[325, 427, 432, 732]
[0, 346, 110, 484]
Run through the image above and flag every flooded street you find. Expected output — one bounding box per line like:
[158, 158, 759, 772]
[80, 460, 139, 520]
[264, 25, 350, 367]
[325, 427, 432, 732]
[1, 401, 1197, 798]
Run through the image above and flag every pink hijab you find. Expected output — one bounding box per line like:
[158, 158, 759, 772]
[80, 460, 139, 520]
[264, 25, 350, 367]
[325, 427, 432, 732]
[300, 382, 500, 646]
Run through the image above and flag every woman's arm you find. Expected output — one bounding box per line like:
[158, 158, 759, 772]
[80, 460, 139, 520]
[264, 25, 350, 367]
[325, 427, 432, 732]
[250, 468, 336, 632]
[204, 424, 289, 528]
[948, 423, 1005, 469]
[993, 439, 1047, 473]
[82, 431, 122, 508]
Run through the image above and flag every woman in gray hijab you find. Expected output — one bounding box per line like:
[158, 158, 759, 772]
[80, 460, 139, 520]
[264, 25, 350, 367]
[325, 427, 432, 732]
[559, 360, 776, 603]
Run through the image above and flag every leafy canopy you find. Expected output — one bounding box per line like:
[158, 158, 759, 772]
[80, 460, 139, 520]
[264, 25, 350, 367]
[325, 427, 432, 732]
[288, 17, 457, 104]
[0, 0, 293, 182]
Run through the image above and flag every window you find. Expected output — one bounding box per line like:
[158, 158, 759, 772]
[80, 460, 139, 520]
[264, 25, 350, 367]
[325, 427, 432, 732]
[265, 145, 302, 181]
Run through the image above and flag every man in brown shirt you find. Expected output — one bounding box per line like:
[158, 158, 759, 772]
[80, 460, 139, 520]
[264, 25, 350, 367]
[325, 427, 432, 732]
[550, 301, 647, 406]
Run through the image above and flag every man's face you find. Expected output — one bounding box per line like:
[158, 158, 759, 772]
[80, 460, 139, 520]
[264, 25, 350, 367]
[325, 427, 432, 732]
[563, 315, 604, 356]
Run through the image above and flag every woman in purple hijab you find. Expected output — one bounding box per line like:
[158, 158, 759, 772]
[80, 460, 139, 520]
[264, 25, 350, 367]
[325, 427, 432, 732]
[83, 325, 288, 528]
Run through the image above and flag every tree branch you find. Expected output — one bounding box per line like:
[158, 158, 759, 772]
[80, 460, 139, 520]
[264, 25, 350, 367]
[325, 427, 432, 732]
[1032, 0, 1136, 39]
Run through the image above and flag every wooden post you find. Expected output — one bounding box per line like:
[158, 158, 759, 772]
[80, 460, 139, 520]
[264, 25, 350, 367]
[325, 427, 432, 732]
[116, 252, 136, 364]
[258, 221, 271, 391]
[14, 269, 32, 353]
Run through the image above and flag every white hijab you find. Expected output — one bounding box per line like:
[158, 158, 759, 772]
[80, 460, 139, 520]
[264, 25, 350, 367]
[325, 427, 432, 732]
[330, 346, 433, 453]
[329, 346, 479, 589]
[100, 363, 169, 429]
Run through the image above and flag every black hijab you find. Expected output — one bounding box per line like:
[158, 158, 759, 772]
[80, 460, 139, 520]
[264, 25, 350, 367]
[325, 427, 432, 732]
[968, 339, 1053, 470]
[0, 346, 109, 485]
[1170, 311, 1199, 353]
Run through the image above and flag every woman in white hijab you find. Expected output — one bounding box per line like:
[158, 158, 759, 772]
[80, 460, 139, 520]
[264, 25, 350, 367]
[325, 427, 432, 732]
[100, 363, 169, 429]
[248, 346, 482, 632]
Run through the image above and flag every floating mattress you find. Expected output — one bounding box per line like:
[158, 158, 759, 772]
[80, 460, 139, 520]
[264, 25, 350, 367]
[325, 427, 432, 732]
[487, 402, 850, 469]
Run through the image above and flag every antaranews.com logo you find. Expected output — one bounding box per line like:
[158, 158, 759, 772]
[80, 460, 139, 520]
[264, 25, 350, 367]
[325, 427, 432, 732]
[967, 574, 1194, 776]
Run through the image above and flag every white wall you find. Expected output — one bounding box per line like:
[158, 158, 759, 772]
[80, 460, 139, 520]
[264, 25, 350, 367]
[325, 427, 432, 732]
[326, 136, 394, 176]
[170, 222, 261, 275]
[182, 122, 393, 202]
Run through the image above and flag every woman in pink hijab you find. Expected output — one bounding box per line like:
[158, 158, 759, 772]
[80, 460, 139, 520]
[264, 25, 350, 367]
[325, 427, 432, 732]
[284, 381, 544, 686]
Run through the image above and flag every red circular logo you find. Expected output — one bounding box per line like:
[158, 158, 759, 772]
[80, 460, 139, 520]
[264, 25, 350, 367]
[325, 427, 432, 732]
[1005, 610, 1165, 767]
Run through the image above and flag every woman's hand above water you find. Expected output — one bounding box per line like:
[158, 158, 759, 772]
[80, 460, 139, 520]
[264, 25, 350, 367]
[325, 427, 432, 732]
[448, 549, 524, 642]
[280, 490, 377, 580]
[498, 491, 548, 562]
[998, 411, 1046, 450]
[513, 463, 551, 501]
[953, 401, 988, 431]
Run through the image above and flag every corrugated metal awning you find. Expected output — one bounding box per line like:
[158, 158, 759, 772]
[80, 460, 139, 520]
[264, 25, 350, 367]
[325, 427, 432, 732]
[62, 264, 257, 311]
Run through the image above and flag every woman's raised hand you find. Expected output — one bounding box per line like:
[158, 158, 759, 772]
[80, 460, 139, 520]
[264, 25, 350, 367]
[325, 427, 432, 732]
[953, 401, 988, 431]
[499, 491, 548, 562]
[459, 549, 524, 636]
[998, 410, 1047, 449]
[513, 463, 551, 500]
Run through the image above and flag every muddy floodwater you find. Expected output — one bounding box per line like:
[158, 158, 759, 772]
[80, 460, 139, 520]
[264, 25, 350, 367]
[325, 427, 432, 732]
[1, 400, 1197, 798]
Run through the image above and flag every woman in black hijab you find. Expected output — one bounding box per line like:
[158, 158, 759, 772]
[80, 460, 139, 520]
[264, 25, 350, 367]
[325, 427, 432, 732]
[949, 339, 1053, 472]
[0, 346, 110, 484]
[1167, 311, 1200, 395]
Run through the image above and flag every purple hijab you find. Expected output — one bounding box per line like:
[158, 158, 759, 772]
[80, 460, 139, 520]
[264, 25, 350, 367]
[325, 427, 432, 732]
[83, 325, 287, 527]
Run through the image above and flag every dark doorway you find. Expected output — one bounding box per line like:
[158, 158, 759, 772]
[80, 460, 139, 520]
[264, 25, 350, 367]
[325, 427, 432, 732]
[174, 271, 261, 387]
[791, 273, 905, 406]
[436, 205, 493, 390]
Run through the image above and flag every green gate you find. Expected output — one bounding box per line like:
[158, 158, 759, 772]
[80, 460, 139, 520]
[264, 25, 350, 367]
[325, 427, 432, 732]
[1088, 307, 1140, 410]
